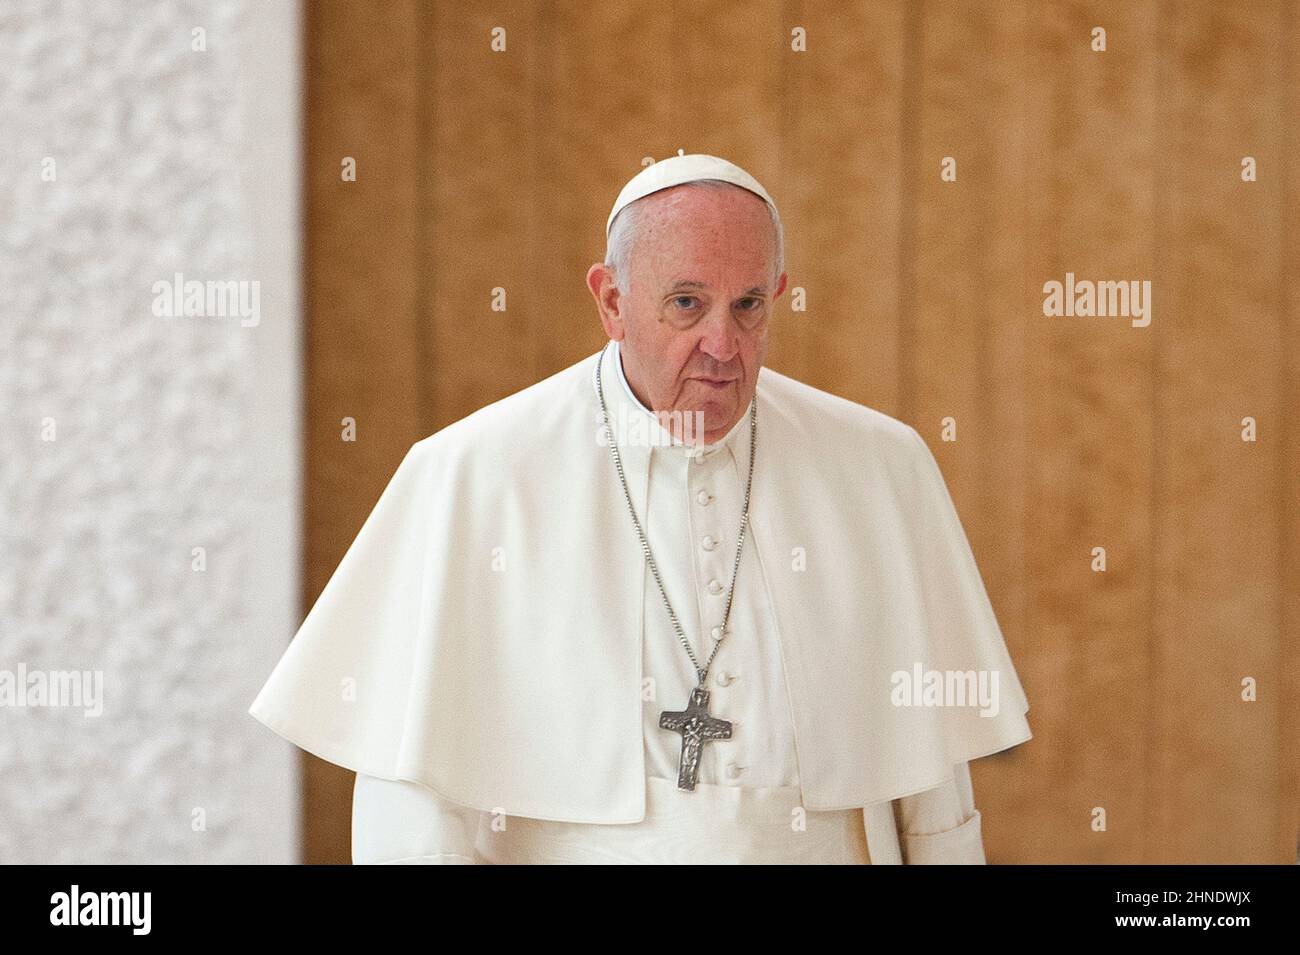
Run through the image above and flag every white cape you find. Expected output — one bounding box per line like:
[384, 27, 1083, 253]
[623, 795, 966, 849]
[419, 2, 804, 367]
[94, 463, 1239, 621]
[249, 347, 1032, 823]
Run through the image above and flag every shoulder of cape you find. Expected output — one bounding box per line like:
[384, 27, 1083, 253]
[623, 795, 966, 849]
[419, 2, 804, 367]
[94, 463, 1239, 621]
[401, 350, 599, 476]
[752, 363, 930, 472]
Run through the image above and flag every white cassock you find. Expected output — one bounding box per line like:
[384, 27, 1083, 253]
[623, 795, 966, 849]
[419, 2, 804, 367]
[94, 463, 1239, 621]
[249, 340, 1033, 864]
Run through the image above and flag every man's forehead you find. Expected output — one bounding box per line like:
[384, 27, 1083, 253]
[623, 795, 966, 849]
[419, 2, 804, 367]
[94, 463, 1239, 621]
[663, 277, 772, 294]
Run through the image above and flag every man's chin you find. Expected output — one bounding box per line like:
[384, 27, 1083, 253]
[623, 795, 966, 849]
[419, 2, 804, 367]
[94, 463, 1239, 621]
[690, 402, 742, 443]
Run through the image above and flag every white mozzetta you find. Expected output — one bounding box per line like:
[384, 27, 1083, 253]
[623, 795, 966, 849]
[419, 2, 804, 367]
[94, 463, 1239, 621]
[251, 343, 1032, 858]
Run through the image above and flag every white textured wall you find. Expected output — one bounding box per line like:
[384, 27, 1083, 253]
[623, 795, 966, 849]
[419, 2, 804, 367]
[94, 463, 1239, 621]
[0, 0, 301, 862]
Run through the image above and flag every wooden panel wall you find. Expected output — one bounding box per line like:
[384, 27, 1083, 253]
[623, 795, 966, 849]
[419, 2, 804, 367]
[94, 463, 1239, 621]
[300, 0, 1298, 863]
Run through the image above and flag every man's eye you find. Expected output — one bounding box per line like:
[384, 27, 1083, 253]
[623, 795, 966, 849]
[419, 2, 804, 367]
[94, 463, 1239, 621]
[672, 296, 700, 309]
[737, 298, 762, 310]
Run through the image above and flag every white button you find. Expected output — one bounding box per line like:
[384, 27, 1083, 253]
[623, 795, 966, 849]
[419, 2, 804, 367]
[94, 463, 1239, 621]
[715, 670, 737, 686]
[702, 535, 717, 551]
[696, 491, 712, 506]
[710, 626, 728, 641]
[707, 579, 723, 595]
[725, 763, 744, 779]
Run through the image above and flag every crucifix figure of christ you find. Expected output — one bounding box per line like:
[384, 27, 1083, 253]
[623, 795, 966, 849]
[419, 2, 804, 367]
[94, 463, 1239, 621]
[659, 686, 733, 791]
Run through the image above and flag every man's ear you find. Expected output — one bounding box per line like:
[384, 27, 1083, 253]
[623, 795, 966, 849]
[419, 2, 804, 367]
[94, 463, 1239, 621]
[587, 263, 625, 340]
[774, 271, 789, 300]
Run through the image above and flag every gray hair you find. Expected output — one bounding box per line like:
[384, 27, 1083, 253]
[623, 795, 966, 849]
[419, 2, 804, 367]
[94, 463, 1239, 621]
[603, 178, 784, 296]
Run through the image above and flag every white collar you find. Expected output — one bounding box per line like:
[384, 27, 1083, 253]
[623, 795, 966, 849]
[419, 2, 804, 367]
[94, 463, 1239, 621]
[612, 339, 654, 416]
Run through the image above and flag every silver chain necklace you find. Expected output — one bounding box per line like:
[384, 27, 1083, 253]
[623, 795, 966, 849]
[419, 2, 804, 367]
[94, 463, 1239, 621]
[595, 344, 757, 791]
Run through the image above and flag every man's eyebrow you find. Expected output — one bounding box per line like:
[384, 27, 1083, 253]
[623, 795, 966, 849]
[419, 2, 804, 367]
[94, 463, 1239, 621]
[667, 280, 768, 296]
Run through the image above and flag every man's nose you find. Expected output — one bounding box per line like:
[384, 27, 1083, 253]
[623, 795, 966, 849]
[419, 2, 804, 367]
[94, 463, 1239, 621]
[697, 308, 740, 364]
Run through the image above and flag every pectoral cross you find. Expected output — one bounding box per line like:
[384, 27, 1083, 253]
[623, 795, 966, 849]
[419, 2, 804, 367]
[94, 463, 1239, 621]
[659, 686, 732, 791]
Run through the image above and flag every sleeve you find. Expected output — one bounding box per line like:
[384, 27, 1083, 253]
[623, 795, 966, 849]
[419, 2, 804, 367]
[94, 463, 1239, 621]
[352, 772, 486, 865]
[893, 761, 986, 865]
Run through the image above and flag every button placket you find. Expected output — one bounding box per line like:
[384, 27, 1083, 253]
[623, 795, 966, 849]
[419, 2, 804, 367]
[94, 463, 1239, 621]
[693, 452, 740, 694]
[688, 439, 754, 787]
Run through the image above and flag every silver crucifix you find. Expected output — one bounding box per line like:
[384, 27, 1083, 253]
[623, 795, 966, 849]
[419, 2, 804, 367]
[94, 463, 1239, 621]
[659, 686, 733, 791]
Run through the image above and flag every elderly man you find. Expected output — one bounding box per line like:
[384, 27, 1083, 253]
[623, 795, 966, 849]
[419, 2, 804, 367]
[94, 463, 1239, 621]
[249, 153, 1032, 864]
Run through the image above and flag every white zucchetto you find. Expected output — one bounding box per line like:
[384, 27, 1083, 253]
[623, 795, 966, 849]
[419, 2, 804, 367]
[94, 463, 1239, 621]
[605, 150, 778, 237]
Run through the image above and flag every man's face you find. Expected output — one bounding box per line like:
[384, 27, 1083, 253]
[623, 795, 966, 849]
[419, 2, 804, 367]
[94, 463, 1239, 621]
[587, 183, 788, 445]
